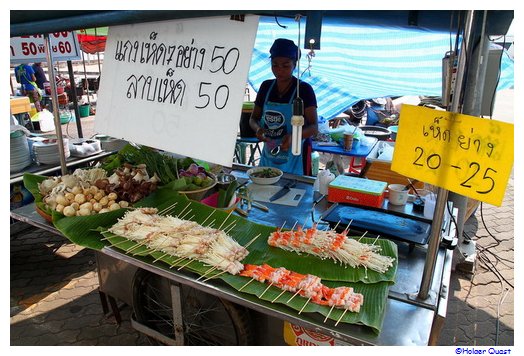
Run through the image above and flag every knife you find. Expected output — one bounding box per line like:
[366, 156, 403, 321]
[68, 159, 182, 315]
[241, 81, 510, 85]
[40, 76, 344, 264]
[269, 180, 296, 202]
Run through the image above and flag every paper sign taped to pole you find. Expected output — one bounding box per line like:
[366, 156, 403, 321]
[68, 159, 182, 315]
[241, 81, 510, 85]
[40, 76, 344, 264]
[95, 15, 259, 167]
[391, 104, 513, 206]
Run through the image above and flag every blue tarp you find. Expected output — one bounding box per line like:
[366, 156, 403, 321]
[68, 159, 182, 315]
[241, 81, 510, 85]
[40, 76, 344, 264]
[248, 16, 514, 121]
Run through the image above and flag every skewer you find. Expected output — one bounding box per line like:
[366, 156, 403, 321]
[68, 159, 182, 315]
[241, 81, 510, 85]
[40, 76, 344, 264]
[279, 221, 287, 230]
[357, 231, 368, 242]
[169, 256, 187, 268]
[335, 308, 349, 327]
[207, 219, 216, 228]
[107, 238, 136, 248]
[177, 258, 194, 271]
[298, 297, 311, 314]
[200, 210, 215, 226]
[152, 253, 169, 263]
[222, 220, 236, 233]
[332, 220, 341, 231]
[238, 278, 255, 291]
[324, 305, 336, 323]
[202, 270, 227, 282]
[290, 221, 298, 231]
[159, 202, 178, 215]
[179, 208, 193, 220]
[218, 209, 235, 230]
[125, 240, 149, 254]
[259, 283, 273, 299]
[176, 202, 192, 219]
[286, 289, 302, 303]
[243, 233, 262, 249]
[271, 290, 287, 303]
[372, 234, 381, 245]
[225, 223, 237, 235]
[197, 266, 217, 281]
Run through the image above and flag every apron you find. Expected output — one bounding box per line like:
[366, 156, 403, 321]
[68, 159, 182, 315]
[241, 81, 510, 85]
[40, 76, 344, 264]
[259, 80, 304, 175]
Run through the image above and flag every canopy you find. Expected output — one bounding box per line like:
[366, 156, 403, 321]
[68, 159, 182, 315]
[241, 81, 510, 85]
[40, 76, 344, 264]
[248, 16, 514, 121]
[77, 27, 108, 54]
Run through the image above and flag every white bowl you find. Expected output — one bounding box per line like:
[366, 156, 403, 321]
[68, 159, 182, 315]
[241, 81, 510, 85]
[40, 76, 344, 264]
[247, 167, 283, 185]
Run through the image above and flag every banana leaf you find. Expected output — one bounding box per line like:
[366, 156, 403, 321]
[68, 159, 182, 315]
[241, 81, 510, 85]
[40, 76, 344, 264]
[23, 173, 51, 215]
[24, 173, 396, 333]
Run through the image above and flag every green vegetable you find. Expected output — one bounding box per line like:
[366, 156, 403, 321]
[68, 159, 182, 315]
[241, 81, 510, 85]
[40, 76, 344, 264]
[217, 181, 238, 208]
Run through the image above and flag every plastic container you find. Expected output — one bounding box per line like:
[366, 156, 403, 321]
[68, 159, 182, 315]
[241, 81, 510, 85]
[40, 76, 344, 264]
[79, 104, 90, 118]
[388, 184, 409, 205]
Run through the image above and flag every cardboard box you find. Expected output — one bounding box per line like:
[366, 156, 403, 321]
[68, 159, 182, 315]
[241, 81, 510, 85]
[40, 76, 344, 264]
[328, 175, 387, 208]
[363, 141, 424, 188]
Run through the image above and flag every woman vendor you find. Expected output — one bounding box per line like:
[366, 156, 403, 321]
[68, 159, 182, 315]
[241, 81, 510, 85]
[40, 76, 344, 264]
[249, 38, 318, 175]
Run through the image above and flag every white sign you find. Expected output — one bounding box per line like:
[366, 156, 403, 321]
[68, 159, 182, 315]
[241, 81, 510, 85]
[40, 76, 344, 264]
[95, 15, 259, 167]
[10, 32, 82, 63]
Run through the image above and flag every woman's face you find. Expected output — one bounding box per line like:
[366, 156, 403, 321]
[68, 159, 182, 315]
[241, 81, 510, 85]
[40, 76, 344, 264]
[271, 57, 295, 80]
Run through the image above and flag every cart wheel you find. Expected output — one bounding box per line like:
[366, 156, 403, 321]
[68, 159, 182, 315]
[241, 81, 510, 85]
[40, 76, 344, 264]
[132, 268, 254, 345]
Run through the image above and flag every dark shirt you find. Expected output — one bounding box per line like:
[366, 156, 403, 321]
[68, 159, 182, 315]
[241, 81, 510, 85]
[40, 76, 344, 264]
[254, 77, 317, 108]
[32, 64, 48, 89]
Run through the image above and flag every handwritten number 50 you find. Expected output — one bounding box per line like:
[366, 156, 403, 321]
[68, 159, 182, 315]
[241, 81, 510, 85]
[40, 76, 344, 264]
[195, 82, 230, 110]
[210, 46, 240, 74]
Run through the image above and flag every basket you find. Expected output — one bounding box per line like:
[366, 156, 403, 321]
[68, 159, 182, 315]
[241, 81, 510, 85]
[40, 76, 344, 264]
[36, 206, 53, 223]
[177, 173, 217, 201]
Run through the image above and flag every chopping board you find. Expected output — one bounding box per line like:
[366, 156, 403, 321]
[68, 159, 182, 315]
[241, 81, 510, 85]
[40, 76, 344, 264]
[247, 183, 305, 207]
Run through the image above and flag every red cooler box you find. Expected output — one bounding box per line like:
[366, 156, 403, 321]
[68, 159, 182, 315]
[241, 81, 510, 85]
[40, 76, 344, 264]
[327, 175, 387, 208]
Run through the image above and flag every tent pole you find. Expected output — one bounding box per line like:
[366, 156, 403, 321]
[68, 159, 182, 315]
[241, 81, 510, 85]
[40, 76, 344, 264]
[67, 60, 83, 138]
[81, 49, 91, 107]
[44, 33, 68, 176]
[418, 10, 475, 300]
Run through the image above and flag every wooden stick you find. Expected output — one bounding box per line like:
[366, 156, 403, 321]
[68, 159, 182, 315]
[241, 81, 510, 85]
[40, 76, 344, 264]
[259, 283, 273, 299]
[197, 266, 217, 281]
[332, 220, 341, 231]
[298, 297, 311, 314]
[125, 240, 148, 254]
[177, 258, 194, 271]
[179, 208, 193, 220]
[200, 210, 215, 226]
[225, 223, 237, 235]
[222, 220, 236, 233]
[243, 233, 261, 249]
[238, 278, 255, 291]
[372, 234, 381, 245]
[169, 256, 187, 268]
[207, 219, 216, 228]
[159, 202, 177, 216]
[271, 289, 287, 303]
[279, 221, 287, 230]
[324, 305, 336, 323]
[218, 208, 235, 230]
[335, 308, 349, 327]
[357, 231, 368, 242]
[202, 270, 227, 282]
[108, 238, 135, 248]
[152, 253, 169, 263]
[290, 221, 298, 231]
[176, 202, 192, 219]
[286, 289, 302, 304]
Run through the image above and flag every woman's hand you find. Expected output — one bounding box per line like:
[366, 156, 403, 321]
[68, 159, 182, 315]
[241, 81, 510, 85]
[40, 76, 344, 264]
[280, 134, 292, 151]
[256, 127, 269, 142]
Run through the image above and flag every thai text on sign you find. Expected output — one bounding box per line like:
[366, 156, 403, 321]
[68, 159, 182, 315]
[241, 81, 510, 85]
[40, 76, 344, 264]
[391, 104, 513, 206]
[95, 16, 259, 167]
[10, 32, 82, 63]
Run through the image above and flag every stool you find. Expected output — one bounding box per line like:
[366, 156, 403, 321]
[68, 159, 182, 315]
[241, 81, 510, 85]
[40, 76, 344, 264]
[235, 137, 262, 166]
[348, 156, 367, 175]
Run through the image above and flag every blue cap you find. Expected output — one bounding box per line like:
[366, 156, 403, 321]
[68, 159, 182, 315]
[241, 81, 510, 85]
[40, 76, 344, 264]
[270, 38, 299, 61]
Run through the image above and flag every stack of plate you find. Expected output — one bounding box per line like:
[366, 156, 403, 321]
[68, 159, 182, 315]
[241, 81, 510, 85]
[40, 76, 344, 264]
[33, 138, 70, 165]
[10, 130, 32, 173]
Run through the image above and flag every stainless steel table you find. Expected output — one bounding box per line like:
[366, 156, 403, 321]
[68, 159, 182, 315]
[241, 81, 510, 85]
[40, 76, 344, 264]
[10, 167, 454, 345]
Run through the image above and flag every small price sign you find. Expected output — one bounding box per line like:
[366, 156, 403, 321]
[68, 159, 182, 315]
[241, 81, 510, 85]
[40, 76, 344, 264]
[391, 104, 513, 206]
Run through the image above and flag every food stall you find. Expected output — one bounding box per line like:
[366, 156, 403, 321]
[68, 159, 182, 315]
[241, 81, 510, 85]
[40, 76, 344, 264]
[10, 10, 513, 346]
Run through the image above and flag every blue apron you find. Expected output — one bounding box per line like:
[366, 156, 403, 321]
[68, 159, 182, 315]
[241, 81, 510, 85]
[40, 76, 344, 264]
[259, 81, 304, 175]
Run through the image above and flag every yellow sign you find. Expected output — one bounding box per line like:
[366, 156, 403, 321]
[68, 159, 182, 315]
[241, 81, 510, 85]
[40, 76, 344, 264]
[283, 322, 351, 346]
[391, 105, 513, 206]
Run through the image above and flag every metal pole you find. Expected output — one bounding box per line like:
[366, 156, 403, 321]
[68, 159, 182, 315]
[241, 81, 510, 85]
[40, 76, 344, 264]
[66, 60, 83, 138]
[418, 10, 475, 300]
[44, 33, 68, 176]
[81, 50, 91, 107]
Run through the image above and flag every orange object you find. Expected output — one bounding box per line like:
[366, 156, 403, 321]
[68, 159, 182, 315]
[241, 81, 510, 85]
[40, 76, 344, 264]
[327, 175, 387, 208]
